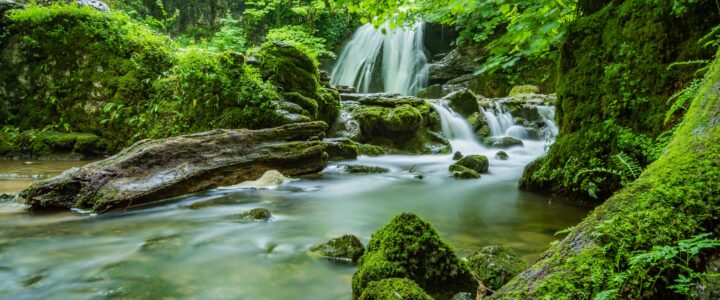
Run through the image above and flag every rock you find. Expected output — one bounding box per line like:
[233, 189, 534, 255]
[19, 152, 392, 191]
[483, 137, 523, 149]
[449, 165, 481, 179]
[508, 85, 540, 96]
[453, 151, 463, 160]
[443, 89, 479, 116]
[359, 278, 433, 300]
[417, 84, 444, 99]
[352, 213, 477, 299]
[236, 208, 272, 221]
[218, 170, 288, 189]
[20, 122, 331, 213]
[0, 0, 23, 14]
[76, 0, 110, 12]
[467, 245, 527, 291]
[343, 165, 390, 174]
[308, 234, 365, 263]
[324, 138, 358, 161]
[453, 154, 489, 173]
[0, 193, 17, 202]
[495, 151, 509, 160]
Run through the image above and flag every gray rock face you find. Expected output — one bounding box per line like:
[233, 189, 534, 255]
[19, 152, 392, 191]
[76, 0, 110, 12]
[20, 122, 331, 213]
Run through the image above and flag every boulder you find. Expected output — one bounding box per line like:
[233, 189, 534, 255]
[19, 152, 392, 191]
[342, 165, 390, 174]
[352, 213, 476, 299]
[452, 155, 489, 173]
[495, 151, 509, 160]
[416, 84, 444, 99]
[452, 151, 463, 160]
[217, 170, 288, 189]
[443, 89, 479, 116]
[236, 208, 272, 221]
[483, 137, 523, 149]
[508, 85, 540, 96]
[20, 122, 331, 213]
[467, 245, 528, 291]
[324, 138, 359, 161]
[76, 0, 110, 12]
[308, 234, 365, 263]
[359, 278, 433, 300]
[449, 165, 481, 179]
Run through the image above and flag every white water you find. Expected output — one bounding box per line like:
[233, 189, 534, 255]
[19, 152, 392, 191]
[431, 103, 484, 154]
[330, 22, 429, 95]
[482, 102, 516, 137]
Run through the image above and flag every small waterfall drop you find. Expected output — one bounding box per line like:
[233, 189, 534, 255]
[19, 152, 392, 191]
[482, 103, 515, 136]
[537, 106, 559, 137]
[431, 102, 485, 154]
[330, 22, 428, 95]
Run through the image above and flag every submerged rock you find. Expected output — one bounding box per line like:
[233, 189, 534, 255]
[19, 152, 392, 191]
[453, 151, 463, 160]
[342, 165, 390, 174]
[352, 213, 476, 299]
[308, 234, 365, 263]
[0, 193, 17, 202]
[217, 170, 288, 189]
[483, 137, 523, 149]
[495, 151, 509, 160]
[453, 155, 489, 174]
[20, 122, 331, 213]
[467, 245, 527, 291]
[449, 165, 481, 179]
[236, 208, 272, 221]
[359, 278, 433, 300]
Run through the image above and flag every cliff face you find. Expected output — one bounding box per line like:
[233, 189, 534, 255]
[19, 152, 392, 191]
[520, 0, 720, 202]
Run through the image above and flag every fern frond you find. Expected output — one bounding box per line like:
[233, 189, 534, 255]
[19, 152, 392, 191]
[613, 152, 642, 180]
[699, 24, 720, 49]
[665, 79, 701, 124]
[666, 60, 709, 71]
[573, 167, 624, 183]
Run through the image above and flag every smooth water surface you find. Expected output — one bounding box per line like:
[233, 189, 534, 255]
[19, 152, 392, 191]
[0, 160, 92, 194]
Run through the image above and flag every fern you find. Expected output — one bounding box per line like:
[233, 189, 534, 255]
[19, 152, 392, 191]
[699, 23, 720, 49]
[613, 152, 642, 180]
[665, 79, 702, 124]
[666, 60, 709, 71]
[574, 152, 643, 198]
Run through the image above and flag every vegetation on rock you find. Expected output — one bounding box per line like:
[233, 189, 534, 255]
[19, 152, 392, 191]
[308, 234, 365, 263]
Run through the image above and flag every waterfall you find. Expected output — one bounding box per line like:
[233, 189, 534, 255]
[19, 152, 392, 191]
[431, 102, 485, 154]
[537, 106, 559, 137]
[482, 103, 515, 136]
[330, 22, 428, 96]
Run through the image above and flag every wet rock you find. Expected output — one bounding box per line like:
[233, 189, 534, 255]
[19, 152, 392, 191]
[359, 278, 433, 300]
[449, 165, 481, 179]
[236, 208, 272, 221]
[352, 213, 477, 299]
[495, 151, 509, 160]
[416, 84, 444, 99]
[20, 122, 331, 213]
[0, 193, 17, 202]
[483, 137, 523, 149]
[467, 245, 527, 291]
[452, 154, 489, 173]
[218, 170, 288, 189]
[76, 0, 110, 12]
[453, 151, 463, 160]
[509, 85, 540, 96]
[324, 138, 358, 161]
[308, 234, 365, 263]
[443, 89, 479, 116]
[342, 165, 390, 174]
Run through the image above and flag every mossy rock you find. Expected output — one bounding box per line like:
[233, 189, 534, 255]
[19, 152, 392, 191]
[452, 154, 489, 174]
[449, 164, 481, 179]
[467, 245, 527, 291]
[359, 278, 433, 300]
[357, 143, 390, 156]
[443, 89, 479, 116]
[352, 213, 476, 299]
[324, 138, 358, 161]
[483, 137, 523, 149]
[452, 151, 463, 160]
[495, 151, 509, 160]
[343, 165, 390, 174]
[417, 84, 445, 99]
[308, 234, 365, 263]
[28, 132, 106, 159]
[508, 85, 540, 96]
[235, 208, 272, 221]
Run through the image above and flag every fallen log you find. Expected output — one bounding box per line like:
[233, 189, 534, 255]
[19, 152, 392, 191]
[20, 122, 332, 213]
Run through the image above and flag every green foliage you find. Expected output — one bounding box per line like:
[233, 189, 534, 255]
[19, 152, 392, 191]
[467, 245, 527, 291]
[208, 12, 246, 52]
[574, 152, 643, 199]
[359, 278, 433, 300]
[266, 25, 335, 60]
[141, 0, 179, 34]
[665, 79, 702, 124]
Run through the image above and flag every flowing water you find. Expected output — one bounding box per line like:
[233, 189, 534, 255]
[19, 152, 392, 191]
[330, 22, 429, 95]
[0, 102, 590, 299]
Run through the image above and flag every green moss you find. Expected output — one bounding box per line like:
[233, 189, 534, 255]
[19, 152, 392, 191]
[352, 213, 476, 299]
[357, 143, 390, 156]
[445, 89, 479, 116]
[467, 245, 527, 291]
[235, 208, 272, 221]
[30, 131, 106, 158]
[449, 164, 481, 179]
[520, 0, 719, 201]
[453, 154, 489, 174]
[508, 85, 540, 96]
[343, 165, 390, 174]
[308, 234, 365, 263]
[359, 278, 433, 300]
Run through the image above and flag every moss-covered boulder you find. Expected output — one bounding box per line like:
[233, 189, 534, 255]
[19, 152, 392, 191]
[29, 132, 106, 159]
[467, 112, 492, 139]
[236, 208, 272, 221]
[449, 164, 481, 179]
[443, 89, 479, 116]
[495, 151, 509, 160]
[359, 278, 433, 300]
[308, 234, 365, 263]
[452, 155, 489, 174]
[508, 85, 540, 96]
[255, 41, 339, 124]
[483, 137, 523, 149]
[467, 245, 527, 291]
[352, 213, 476, 299]
[342, 165, 390, 174]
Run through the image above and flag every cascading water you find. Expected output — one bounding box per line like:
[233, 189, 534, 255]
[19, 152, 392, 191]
[330, 22, 428, 95]
[482, 102, 516, 136]
[431, 103, 484, 154]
